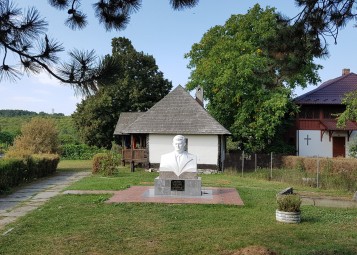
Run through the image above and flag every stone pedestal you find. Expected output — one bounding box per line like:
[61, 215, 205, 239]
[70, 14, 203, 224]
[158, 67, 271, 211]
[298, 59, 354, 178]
[154, 177, 202, 196]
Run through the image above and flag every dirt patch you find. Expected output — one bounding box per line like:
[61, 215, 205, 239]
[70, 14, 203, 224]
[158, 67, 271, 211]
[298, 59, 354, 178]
[231, 245, 277, 255]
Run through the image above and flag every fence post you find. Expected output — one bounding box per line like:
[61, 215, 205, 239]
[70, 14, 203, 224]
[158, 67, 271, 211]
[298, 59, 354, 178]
[316, 156, 320, 188]
[241, 151, 244, 177]
[255, 153, 257, 172]
[270, 152, 273, 180]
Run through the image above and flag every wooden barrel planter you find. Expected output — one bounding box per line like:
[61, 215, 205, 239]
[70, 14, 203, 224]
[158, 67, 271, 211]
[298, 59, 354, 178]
[276, 210, 301, 224]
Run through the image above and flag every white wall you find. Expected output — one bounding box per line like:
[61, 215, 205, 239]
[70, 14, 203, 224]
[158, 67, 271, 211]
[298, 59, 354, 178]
[149, 134, 218, 165]
[297, 130, 332, 157]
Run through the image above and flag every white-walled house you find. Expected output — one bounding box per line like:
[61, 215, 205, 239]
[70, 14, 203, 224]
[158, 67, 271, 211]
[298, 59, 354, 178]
[113, 85, 231, 170]
[293, 69, 357, 158]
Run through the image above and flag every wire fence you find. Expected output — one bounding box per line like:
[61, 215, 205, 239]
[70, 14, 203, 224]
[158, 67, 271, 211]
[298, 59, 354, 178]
[224, 150, 357, 192]
[224, 150, 284, 173]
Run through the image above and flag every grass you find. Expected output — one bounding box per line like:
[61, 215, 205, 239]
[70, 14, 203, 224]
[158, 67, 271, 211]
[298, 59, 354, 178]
[0, 161, 357, 255]
[57, 159, 92, 171]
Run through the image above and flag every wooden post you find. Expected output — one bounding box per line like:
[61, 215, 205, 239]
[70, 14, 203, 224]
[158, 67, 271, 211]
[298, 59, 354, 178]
[130, 161, 135, 172]
[121, 136, 125, 166]
[270, 152, 273, 180]
[255, 153, 257, 172]
[316, 156, 320, 188]
[241, 151, 244, 177]
[131, 134, 134, 161]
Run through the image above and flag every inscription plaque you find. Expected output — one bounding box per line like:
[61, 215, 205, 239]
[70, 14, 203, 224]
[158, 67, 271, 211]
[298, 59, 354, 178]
[171, 180, 185, 191]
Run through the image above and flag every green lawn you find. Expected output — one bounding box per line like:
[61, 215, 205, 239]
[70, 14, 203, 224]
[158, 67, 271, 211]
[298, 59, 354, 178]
[0, 161, 356, 255]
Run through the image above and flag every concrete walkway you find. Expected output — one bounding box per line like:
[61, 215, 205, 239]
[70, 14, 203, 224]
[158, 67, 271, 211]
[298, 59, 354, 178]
[0, 171, 90, 230]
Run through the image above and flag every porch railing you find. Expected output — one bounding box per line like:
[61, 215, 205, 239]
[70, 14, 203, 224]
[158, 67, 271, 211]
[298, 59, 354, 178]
[122, 149, 148, 162]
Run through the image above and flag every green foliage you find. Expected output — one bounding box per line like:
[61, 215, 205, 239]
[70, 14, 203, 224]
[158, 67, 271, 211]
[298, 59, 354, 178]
[0, 114, 79, 148]
[0, 109, 38, 117]
[0, 154, 59, 194]
[226, 137, 239, 151]
[0, 131, 16, 153]
[347, 137, 357, 158]
[92, 152, 121, 176]
[60, 144, 107, 160]
[72, 37, 172, 148]
[185, 4, 321, 153]
[6, 117, 60, 156]
[0, 131, 15, 144]
[337, 91, 357, 127]
[277, 194, 302, 212]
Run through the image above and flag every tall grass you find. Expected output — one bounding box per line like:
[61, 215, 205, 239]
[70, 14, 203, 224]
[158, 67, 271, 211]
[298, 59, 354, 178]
[243, 167, 357, 193]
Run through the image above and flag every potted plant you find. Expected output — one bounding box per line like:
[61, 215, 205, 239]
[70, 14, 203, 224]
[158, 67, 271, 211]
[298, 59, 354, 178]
[276, 194, 302, 223]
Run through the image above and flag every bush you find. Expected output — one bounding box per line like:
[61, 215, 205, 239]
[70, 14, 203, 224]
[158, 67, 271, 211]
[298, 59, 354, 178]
[92, 152, 121, 176]
[0, 131, 15, 144]
[7, 117, 59, 155]
[0, 154, 60, 194]
[60, 144, 107, 160]
[277, 194, 301, 212]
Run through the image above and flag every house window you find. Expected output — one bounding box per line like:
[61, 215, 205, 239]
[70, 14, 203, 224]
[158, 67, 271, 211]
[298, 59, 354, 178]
[299, 106, 319, 119]
[323, 105, 345, 119]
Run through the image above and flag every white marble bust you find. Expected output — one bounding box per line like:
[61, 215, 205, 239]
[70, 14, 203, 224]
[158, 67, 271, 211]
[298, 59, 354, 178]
[159, 135, 197, 177]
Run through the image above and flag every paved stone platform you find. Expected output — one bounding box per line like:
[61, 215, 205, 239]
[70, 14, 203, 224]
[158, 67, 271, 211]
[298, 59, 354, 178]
[103, 186, 244, 205]
[64, 186, 244, 205]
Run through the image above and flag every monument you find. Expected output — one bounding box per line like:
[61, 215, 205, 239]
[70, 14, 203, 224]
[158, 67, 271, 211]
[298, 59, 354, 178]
[154, 135, 202, 196]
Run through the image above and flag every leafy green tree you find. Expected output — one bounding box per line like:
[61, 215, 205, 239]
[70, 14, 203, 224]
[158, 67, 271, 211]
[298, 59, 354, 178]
[6, 117, 59, 156]
[185, 4, 321, 152]
[72, 37, 172, 148]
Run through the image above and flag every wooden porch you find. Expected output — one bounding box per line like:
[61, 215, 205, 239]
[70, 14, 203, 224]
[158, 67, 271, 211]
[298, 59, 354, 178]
[121, 134, 148, 171]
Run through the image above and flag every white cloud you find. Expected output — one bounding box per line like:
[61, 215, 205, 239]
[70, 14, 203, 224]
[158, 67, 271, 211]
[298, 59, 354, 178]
[34, 73, 62, 87]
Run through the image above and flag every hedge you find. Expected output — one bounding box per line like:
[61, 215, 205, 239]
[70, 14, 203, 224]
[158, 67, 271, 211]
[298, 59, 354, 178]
[0, 154, 60, 194]
[60, 144, 107, 160]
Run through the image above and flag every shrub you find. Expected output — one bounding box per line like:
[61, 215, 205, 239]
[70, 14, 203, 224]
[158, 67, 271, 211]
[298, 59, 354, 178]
[7, 117, 59, 155]
[60, 144, 107, 160]
[277, 194, 301, 212]
[92, 152, 121, 176]
[0, 154, 59, 194]
[0, 131, 15, 144]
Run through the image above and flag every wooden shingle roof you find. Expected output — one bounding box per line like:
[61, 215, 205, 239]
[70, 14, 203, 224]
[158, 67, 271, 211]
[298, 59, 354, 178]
[294, 72, 357, 105]
[114, 85, 231, 135]
[114, 112, 144, 135]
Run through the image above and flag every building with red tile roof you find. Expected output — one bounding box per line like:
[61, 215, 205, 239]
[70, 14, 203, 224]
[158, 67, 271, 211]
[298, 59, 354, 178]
[293, 69, 357, 157]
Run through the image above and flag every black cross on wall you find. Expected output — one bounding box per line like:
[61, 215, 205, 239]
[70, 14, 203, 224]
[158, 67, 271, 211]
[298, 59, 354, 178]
[304, 135, 311, 146]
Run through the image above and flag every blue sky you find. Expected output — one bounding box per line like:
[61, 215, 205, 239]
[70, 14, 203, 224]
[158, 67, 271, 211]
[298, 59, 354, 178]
[1, 1, 357, 115]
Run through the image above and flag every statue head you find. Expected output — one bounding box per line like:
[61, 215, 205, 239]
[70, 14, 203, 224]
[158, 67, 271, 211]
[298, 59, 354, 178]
[172, 135, 186, 154]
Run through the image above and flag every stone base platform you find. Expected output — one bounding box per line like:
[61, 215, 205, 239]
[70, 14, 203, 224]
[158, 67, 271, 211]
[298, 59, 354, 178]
[154, 177, 201, 196]
[103, 186, 244, 205]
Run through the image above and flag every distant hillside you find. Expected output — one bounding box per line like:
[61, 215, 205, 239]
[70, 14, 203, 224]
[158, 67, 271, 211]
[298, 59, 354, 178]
[0, 111, 79, 144]
[0, 109, 65, 117]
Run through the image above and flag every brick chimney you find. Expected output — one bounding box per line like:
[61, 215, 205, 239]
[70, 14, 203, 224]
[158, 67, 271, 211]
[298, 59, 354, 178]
[195, 86, 204, 107]
[342, 68, 350, 75]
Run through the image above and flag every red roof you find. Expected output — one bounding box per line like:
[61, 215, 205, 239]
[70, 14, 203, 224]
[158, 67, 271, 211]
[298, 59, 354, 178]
[320, 119, 357, 131]
[294, 72, 357, 105]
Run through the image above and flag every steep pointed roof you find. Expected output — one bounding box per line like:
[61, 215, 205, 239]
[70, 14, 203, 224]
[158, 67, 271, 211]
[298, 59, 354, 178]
[114, 85, 231, 135]
[294, 72, 357, 105]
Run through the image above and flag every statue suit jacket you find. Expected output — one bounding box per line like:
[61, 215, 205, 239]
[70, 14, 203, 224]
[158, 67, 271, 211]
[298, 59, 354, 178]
[159, 151, 197, 177]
